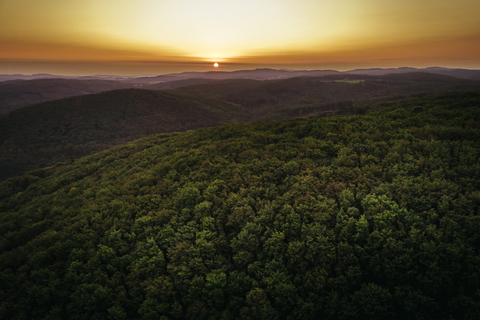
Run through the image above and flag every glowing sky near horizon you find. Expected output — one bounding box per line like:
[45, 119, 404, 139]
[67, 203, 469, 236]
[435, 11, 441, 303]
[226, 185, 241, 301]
[0, 0, 479, 75]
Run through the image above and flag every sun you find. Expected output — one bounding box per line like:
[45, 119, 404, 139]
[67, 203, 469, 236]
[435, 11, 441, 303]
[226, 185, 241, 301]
[214, 63, 219, 67]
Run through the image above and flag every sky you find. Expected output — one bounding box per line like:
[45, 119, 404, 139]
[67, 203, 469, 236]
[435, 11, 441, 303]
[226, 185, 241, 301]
[0, 0, 479, 75]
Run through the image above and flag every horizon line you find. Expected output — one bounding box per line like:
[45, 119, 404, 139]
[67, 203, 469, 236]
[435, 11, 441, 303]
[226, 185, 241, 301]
[2, 65, 480, 78]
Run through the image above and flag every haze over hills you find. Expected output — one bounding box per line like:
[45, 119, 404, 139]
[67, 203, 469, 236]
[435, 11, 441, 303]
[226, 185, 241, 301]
[132, 67, 480, 83]
[2, 70, 480, 115]
[174, 73, 480, 120]
[0, 77, 222, 115]
[0, 73, 138, 82]
[1, 66, 480, 83]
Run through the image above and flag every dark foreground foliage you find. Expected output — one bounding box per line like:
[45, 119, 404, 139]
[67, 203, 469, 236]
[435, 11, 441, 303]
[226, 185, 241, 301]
[1, 93, 480, 319]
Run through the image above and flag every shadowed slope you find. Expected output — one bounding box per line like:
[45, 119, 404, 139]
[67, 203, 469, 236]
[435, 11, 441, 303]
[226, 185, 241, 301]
[175, 73, 480, 120]
[0, 89, 250, 180]
[0, 79, 134, 114]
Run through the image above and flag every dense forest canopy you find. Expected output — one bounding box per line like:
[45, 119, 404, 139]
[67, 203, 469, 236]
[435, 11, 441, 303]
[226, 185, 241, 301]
[1, 92, 480, 319]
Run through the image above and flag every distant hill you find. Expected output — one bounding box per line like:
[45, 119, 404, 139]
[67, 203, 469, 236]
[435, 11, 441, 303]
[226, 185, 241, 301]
[421, 67, 480, 81]
[175, 72, 480, 120]
[1, 93, 480, 319]
[125, 68, 326, 84]
[0, 73, 137, 82]
[3, 66, 478, 84]
[0, 79, 133, 114]
[0, 89, 250, 180]
[345, 66, 480, 80]
[0, 78, 229, 114]
[2, 69, 479, 114]
[1, 72, 479, 181]
[129, 67, 480, 83]
[143, 78, 220, 90]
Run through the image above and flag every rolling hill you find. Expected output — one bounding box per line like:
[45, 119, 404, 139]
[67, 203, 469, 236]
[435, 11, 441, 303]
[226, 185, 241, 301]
[1, 72, 480, 181]
[0, 79, 133, 114]
[0, 89, 250, 181]
[175, 72, 480, 120]
[1, 92, 479, 319]
[2, 70, 479, 115]
[127, 67, 480, 84]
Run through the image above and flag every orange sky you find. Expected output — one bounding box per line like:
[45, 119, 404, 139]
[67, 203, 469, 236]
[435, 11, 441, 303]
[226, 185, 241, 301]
[0, 0, 479, 75]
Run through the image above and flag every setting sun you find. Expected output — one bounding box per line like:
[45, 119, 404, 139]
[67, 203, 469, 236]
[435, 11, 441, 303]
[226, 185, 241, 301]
[0, 0, 479, 75]
[214, 63, 219, 67]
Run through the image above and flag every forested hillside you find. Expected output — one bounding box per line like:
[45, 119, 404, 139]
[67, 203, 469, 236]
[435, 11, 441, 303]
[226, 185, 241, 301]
[175, 73, 480, 120]
[2, 73, 479, 182]
[1, 93, 479, 319]
[2, 71, 479, 115]
[0, 89, 250, 181]
[0, 79, 133, 114]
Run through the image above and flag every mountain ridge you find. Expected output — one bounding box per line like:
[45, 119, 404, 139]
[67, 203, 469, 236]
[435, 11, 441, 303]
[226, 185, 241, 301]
[1, 66, 479, 83]
[2, 69, 479, 115]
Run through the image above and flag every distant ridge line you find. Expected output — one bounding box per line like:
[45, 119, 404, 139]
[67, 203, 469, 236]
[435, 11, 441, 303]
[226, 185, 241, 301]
[1, 66, 480, 83]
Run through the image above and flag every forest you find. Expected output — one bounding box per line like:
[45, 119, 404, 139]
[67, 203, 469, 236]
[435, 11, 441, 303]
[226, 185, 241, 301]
[2, 72, 480, 182]
[0, 79, 132, 115]
[1, 92, 480, 319]
[0, 89, 250, 181]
